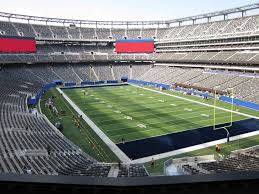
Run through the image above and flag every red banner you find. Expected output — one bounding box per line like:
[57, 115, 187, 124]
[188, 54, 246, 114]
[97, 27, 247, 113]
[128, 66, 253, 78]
[0, 37, 36, 52]
[116, 39, 154, 53]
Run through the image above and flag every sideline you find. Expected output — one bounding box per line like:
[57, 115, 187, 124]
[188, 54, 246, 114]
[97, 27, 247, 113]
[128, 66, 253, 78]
[56, 88, 131, 163]
[128, 84, 259, 163]
[130, 84, 259, 120]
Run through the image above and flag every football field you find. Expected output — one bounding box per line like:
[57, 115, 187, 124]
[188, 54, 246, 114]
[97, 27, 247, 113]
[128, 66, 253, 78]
[62, 85, 258, 144]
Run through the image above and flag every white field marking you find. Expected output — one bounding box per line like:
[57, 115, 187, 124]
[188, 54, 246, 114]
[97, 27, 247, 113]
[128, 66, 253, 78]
[94, 98, 100, 100]
[201, 114, 210, 117]
[107, 105, 113, 108]
[85, 97, 195, 107]
[148, 96, 154, 99]
[130, 84, 259, 120]
[57, 88, 131, 163]
[90, 104, 231, 124]
[80, 102, 194, 117]
[91, 106, 213, 123]
[137, 124, 147, 128]
[97, 111, 215, 128]
[114, 110, 121, 114]
[131, 129, 259, 164]
[158, 100, 165, 102]
[124, 116, 133, 120]
[82, 89, 156, 99]
[85, 98, 205, 111]
[108, 111, 238, 136]
[139, 94, 144, 96]
[101, 114, 232, 134]
[93, 107, 213, 125]
[170, 104, 177, 106]
[114, 118, 247, 145]
[184, 108, 193, 112]
[83, 102, 201, 116]
[84, 90, 209, 104]
[79, 88, 246, 129]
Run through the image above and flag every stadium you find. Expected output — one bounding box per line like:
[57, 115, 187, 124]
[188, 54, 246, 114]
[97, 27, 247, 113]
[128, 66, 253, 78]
[0, 1, 259, 193]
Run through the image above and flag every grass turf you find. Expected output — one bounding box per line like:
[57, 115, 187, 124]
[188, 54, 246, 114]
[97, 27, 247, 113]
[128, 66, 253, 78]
[62, 85, 257, 144]
[41, 85, 259, 175]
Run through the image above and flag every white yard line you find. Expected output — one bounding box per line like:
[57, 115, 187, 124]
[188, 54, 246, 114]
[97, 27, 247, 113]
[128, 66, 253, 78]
[111, 118, 246, 142]
[130, 84, 259, 120]
[106, 110, 231, 133]
[56, 88, 131, 163]
[90, 105, 212, 122]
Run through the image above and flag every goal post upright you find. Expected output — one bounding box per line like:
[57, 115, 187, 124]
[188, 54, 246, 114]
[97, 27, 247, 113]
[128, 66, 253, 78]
[229, 87, 234, 128]
[213, 87, 234, 131]
[213, 86, 220, 131]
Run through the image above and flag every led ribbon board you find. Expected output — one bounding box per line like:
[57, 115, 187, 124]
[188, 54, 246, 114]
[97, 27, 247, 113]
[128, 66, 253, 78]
[115, 39, 154, 53]
[0, 36, 36, 52]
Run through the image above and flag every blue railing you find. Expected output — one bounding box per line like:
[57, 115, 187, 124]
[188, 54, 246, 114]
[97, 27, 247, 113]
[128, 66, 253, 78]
[64, 82, 76, 87]
[27, 83, 56, 105]
[174, 87, 213, 98]
[220, 96, 259, 111]
[28, 80, 121, 105]
[107, 80, 119, 83]
[128, 79, 259, 111]
[128, 79, 171, 89]
[28, 79, 259, 111]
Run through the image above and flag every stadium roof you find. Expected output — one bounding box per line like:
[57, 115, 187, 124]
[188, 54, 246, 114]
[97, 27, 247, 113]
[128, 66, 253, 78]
[0, 3, 259, 26]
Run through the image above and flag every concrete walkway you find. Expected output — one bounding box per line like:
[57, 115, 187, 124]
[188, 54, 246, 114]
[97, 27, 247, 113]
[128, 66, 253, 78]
[56, 88, 131, 163]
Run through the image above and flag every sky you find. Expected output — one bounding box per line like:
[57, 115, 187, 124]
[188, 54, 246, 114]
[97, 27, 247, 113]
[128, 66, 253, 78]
[0, 0, 258, 21]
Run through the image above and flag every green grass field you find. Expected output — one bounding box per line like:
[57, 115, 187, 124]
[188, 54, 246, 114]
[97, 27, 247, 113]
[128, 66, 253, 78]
[40, 85, 259, 175]
[63, 85, 257, 144]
